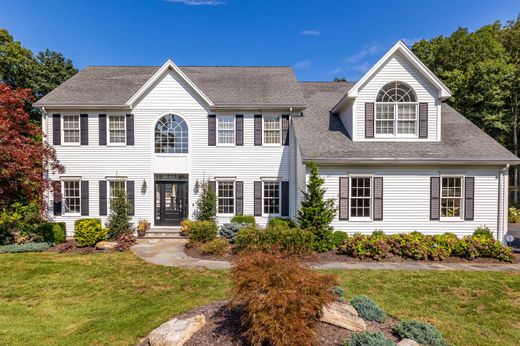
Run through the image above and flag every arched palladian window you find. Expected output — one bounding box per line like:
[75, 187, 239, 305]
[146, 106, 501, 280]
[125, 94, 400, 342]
[375, 81, 418, 137]
[154, 114, 188, 153]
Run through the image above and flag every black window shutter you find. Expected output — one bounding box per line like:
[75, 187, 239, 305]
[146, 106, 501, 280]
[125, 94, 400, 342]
[419, 102, 428, 139]
[281, 181, 289, 216]
[80, 114, 89, 145]
[208, 114, 216, 146]
[235, 181, 243, 215]
[236, 115, 244, 146]
[339, 177, 349, 220]
[282, 115, 290, 146]
[127, 180, 135, 216]
[99, 114, 107, 145]
[52, 180, 62, 216]
[464, 177, 475, 221]
[254, 115, 262, 146]
[365, 103, 374, 138]
[81, 180, 89, 216]
[430, 177, 440, 220]
[99, 181, 107, 216]
[126, 114, 134, 145]
[53, 114, 61, 145]
[254, 181, 262, 216]
[373, 177, 383, 221]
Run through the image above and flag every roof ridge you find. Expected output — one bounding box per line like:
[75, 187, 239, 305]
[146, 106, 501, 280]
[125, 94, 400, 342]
[299, 81, 356, 84]
[84, 65, 292, 68]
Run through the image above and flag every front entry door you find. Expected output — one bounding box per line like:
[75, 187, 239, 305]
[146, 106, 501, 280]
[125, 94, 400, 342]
[155, 181, 188, 226]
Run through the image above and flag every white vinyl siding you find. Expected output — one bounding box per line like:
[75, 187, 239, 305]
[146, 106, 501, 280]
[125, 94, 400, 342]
[217, 115, 235, 145]
[63, 115, 80, 144]
[108, 115, 126, 144]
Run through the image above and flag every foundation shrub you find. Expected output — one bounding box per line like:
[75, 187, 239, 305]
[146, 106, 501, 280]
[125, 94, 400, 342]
[346, 331, 396, 346]
[393, 320, 447, 346]
[350, 295, 387, 323]
[218, 222, 248, 244]
[338, 233, 389, 260]
[472, 225, 493, 239]
[200, 238, 229, 255]
[235, 225, 315, 256]
[34, 222, 66, 244]
[230, 214, 256, 225]
[229, 251, 338, 346]
[188, 220, 217, 244]
[74, 218, 106, 247]
[332, 231, 349, 249]
[267, 217, 297, 229]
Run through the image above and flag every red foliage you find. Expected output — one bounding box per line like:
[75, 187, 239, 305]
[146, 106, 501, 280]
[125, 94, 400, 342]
[0, 83, 64, 210]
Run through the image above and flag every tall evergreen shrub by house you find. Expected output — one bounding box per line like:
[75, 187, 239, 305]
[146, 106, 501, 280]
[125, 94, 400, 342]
[106, 187, 132, 240]
[195, 180, 216, 221]
[297, 162, 336, 252]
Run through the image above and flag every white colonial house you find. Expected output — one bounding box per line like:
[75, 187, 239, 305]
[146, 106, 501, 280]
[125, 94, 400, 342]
[34, 41, 519, 240]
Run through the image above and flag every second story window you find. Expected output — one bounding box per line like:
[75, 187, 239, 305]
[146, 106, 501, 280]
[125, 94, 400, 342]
[263, 115, 281, 145]
[217, 115, 235, 145]
[63, 115, 80, 144]
[375, 82, 417, 137]
[155, 114, 188, 154]
[109, 115, 126, 144]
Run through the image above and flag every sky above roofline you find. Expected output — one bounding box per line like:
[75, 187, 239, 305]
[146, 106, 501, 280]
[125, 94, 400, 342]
[1, 0, 518, 82]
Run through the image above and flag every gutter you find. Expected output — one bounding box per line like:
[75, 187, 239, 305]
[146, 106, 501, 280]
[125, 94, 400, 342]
[209, 104, 306, 111]
[33, 104, 132, 110]
[303, 158, 520, 166]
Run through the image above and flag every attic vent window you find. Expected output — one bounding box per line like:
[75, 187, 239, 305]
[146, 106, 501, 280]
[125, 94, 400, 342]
[375, 81, 418, 137]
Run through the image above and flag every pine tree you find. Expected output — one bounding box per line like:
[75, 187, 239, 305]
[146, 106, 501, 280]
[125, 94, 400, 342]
[195, 180, 216, 221]
[297, 162, 336, 251]
[106, 187, 131, 239]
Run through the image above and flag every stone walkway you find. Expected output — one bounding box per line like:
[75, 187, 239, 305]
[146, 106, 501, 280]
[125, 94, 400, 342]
[131, 239, 520, 272]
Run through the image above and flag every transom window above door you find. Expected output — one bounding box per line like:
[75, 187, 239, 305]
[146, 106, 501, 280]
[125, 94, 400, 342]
[155, 114, 188, 154]
[375, 81, 418, 137]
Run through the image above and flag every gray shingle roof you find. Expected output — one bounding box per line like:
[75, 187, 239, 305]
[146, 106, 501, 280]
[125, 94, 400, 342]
[34, 65, 305, 107]
[293, 82, 520, 164]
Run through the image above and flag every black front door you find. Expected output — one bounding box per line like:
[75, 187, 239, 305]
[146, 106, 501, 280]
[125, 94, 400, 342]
[155, 181, 188, 226]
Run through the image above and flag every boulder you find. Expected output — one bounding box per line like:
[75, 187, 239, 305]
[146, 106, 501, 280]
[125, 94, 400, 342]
[398, 338, 420, 346]
[321, 302, 366, 332]
[95, 241, 118, 250]
[148, 314, 206, 346]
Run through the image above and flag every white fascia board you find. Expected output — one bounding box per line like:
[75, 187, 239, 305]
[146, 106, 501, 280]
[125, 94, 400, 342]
[126, 59, 214, 108]
[210, 104, 306, 111]
[33, 104, 131, 110]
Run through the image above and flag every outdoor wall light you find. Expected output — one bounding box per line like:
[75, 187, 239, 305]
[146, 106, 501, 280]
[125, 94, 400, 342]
[141, 179, 147, 194]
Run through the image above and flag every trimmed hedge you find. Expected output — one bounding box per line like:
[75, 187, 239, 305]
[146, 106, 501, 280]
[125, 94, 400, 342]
[74, 218, 106, 247]
[230, 214, 256, 225]
[188, 221, 218, 243]
[393, 320, 447, 346]
[351, 295, 387, 323]
[35, 222, 66, 244]
[0, 242, 51, 253]
[235, 225, 315, 256]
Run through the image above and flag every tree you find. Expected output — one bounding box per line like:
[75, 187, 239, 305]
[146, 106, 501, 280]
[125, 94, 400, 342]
[333, 77, 347, 82]
[0, 83, 64, 210]
[297, 162, 336, 251]
[106, 186, 132, 240]
[195, 180, 216, 221]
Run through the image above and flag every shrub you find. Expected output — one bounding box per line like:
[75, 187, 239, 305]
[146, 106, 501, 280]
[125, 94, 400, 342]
[106, 186, 132, 239]
[0, 202, 42, 245]
[195, 180, 216, 221]
[509, 206, 520, 223]
[332, 231, 348, 248]
[74, 218, 106, 247]
[351, 295, 387, 323]
[338, 233, 389, 260]
[34, 222, 66, 244]
[346, 331, 396, 346]
[235, 225, 266, 252]
[267, 217, 297, 229]
[473, 225, 493, 239]
[0, 242, 51, 253]
[372, 229, 385, 239]
[432, 233, 458, 255]
[393, 320, 447, 346]
[453, 236, 514, 262]
[334, 286, 345, 302]
[229, 251, 338, 346]
[219, 222, 248, 243]
[188, 220, 217, 243]
[200, 238, 229, 255]
[387, 232, 431, 260]
[235, 225, 315, 256]
[231, 214, 256, 225]
[114, 233, 137, 252]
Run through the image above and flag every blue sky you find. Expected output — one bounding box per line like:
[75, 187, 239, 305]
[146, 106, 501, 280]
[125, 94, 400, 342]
[1, 0, 518, 81]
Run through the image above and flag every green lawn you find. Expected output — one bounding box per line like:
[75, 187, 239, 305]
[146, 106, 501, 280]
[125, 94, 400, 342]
[0, 252, 519, 346]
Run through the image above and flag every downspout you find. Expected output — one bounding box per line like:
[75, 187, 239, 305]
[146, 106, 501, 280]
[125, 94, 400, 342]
[498, 164, 510, 243]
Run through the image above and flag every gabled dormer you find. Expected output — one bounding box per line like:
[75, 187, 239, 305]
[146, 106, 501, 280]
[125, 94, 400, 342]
[332, 41, 451, 142]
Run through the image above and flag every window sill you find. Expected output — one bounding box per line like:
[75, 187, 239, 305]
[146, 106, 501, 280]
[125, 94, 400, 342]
[63, 213, 81, 217]
[216, 143, 236, 147]
[348, 217, 373, 222]
[107, 143, 127, 146]
[439, 218, 464, 222]
[154, 153, 189, 157]
[217, 213, 235, 217]
[61, 142, 81, 146]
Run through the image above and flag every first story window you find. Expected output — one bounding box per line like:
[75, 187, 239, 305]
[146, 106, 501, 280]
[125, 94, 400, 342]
[63, 180, 80, 214]
[108, 115, 126, 144]
[263, 181, 280, 214]
[63, 115, 80, 143]
[263, 115, 281, 145]
[109, 180, 126, 211]
[350, 177, 371, 219]
[217, 115, 235, 145]
[441, 177, 462, 218]
[217, 181, 234, 214]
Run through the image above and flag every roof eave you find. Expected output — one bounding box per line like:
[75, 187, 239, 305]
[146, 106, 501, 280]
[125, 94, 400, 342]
[210, 103, 306, 111]
[34, 103, 132, 110]
[302, 157, 520, 166]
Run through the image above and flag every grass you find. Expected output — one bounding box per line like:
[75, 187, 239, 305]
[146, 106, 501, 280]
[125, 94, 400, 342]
[0, 252, 519, 346]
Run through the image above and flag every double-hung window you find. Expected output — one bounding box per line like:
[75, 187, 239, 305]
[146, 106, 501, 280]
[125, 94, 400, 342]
[263, 181, 280, 214]
[63, 180, 80, 214]
[217, 181, 234, 214]
[375, 82, 418, 137]
[441, 177, 462, 219]
[217, 115, 235, 145]
[63, 115, 80, 144]
[109, 180, 126, 211]
[263, 115, 281, 145]
[108, 115, 126, 144]
[350, 177, 371, 219]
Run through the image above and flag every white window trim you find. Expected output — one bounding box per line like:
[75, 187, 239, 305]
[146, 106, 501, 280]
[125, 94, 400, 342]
[349, 175, 373, 222]
[440, 175, 464, 221]
[374, 102, 419, 139]
[107, 114, 127, 146]
[108, 178, 127, 211]
[262, 180, 281, 216]
[216, 115, 236, 146]
[262, 115, 282, 146]
[62, 179, 81, 216]
[216, 180, 235, 216]
[61, 115, 81, 146]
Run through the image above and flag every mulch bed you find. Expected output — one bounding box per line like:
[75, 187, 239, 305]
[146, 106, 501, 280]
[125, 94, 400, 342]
[179, 300, 400, 346]
[185, 244, 520, 264]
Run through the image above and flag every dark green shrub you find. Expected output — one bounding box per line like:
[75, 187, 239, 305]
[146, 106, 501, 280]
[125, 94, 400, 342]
[235, 225, 266, 252]
[0, 202, 42, 245]
[338, 233, 389, 260]
[106, 186, 132, 239]
[231, 214, 256, 225]
[74, 218, 106, 247]
[35, 222, 66, 244]
[332, 231, 348, 248]
[346, 331, 396, 346]
[219, 222, 248, 243]
[351, 295, 387, 323]
[473, 225, 493, 239]
[235, 225, 315, 256]
[267, 217, 297, 229]
[195, 180, 216, 221]
[393, 320, 447, 346]
[188, 220, 217, 243]
[372, 229, 385, 238]
[200, 238, 229, 255]
[333, 286, 345, 302]
[0, 242, 51, 253]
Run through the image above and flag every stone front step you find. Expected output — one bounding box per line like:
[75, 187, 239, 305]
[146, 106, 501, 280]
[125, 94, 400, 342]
[141, 228, 186, 239]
